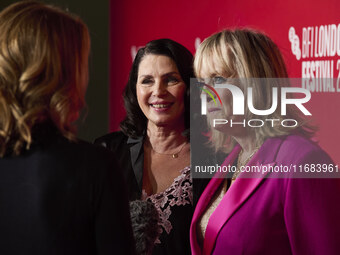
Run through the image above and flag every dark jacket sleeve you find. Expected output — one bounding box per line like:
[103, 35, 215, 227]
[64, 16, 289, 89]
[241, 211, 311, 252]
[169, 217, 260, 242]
[94, 132, 142, 201]
[94, 132, 127, 151]
[94, 149, 136, 255]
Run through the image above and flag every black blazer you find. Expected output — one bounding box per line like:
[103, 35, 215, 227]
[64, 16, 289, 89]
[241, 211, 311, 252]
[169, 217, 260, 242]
[94, 131, 144, 201]
[95, 131, 194, 255]
[0, 127, 135, 255]
[94, 131, 214, 205]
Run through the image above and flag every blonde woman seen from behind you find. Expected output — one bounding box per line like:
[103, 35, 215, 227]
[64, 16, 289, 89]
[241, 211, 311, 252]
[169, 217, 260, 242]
[0, 1, 135, 254]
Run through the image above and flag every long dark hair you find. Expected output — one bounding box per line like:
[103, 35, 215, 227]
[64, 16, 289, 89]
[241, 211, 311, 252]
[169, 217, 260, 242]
[120, 39, 194, 138]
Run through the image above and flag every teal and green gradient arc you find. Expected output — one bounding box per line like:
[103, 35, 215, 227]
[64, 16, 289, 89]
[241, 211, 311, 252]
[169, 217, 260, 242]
[200, 84, 223, 106]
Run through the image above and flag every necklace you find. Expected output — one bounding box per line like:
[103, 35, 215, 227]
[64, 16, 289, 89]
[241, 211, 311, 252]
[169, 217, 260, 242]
[151, 142, 188, 158]
[232, 146, 261, 180]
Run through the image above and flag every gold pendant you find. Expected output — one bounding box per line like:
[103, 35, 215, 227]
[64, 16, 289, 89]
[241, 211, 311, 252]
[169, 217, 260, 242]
[172, 154, 178, 158]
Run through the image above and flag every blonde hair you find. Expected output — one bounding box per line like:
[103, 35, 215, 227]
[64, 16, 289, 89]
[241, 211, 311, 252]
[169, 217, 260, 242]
[194, 29, 316, 152]
[0, 1, 90, 156]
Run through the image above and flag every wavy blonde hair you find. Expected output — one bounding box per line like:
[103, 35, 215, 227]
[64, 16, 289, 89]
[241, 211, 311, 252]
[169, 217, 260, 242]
[0, 1, 90, 156]
[194, 29, 316, 153]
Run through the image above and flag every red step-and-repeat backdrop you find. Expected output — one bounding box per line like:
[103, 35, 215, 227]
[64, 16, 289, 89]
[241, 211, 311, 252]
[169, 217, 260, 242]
[109, 0, 340, 163]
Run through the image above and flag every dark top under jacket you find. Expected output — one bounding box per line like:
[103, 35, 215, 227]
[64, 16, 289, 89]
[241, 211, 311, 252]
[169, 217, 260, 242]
[0, 125, 135, 255]
[95, 131, 194, 255]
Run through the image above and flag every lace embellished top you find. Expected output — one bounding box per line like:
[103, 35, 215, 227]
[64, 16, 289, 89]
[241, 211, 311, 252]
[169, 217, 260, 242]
[141, 166, 193, 255]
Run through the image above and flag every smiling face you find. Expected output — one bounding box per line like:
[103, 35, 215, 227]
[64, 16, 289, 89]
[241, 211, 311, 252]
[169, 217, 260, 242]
[136, 54, 186, 128]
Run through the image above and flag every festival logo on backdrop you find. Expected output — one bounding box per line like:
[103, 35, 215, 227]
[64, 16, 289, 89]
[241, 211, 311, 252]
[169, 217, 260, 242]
[289, 25, 340, 93]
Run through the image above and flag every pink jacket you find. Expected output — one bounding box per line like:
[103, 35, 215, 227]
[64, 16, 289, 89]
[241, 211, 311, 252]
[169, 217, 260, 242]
[190, 135, 340, 255]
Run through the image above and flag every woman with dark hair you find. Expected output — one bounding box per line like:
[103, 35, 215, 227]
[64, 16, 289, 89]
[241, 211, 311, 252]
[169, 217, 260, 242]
[0, 1, 135, 254]
[95, 39, 193, 254]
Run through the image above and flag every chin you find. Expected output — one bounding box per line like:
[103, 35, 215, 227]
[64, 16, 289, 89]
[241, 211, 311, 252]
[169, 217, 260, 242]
[149, 118, 172, 126]
[150, 116, 183, 128]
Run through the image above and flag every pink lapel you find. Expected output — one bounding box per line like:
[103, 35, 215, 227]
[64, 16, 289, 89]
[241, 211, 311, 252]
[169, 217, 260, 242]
[201, 137, 284, 254]
[190, 145, 241, 255]
[203, 162, 275, 254]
